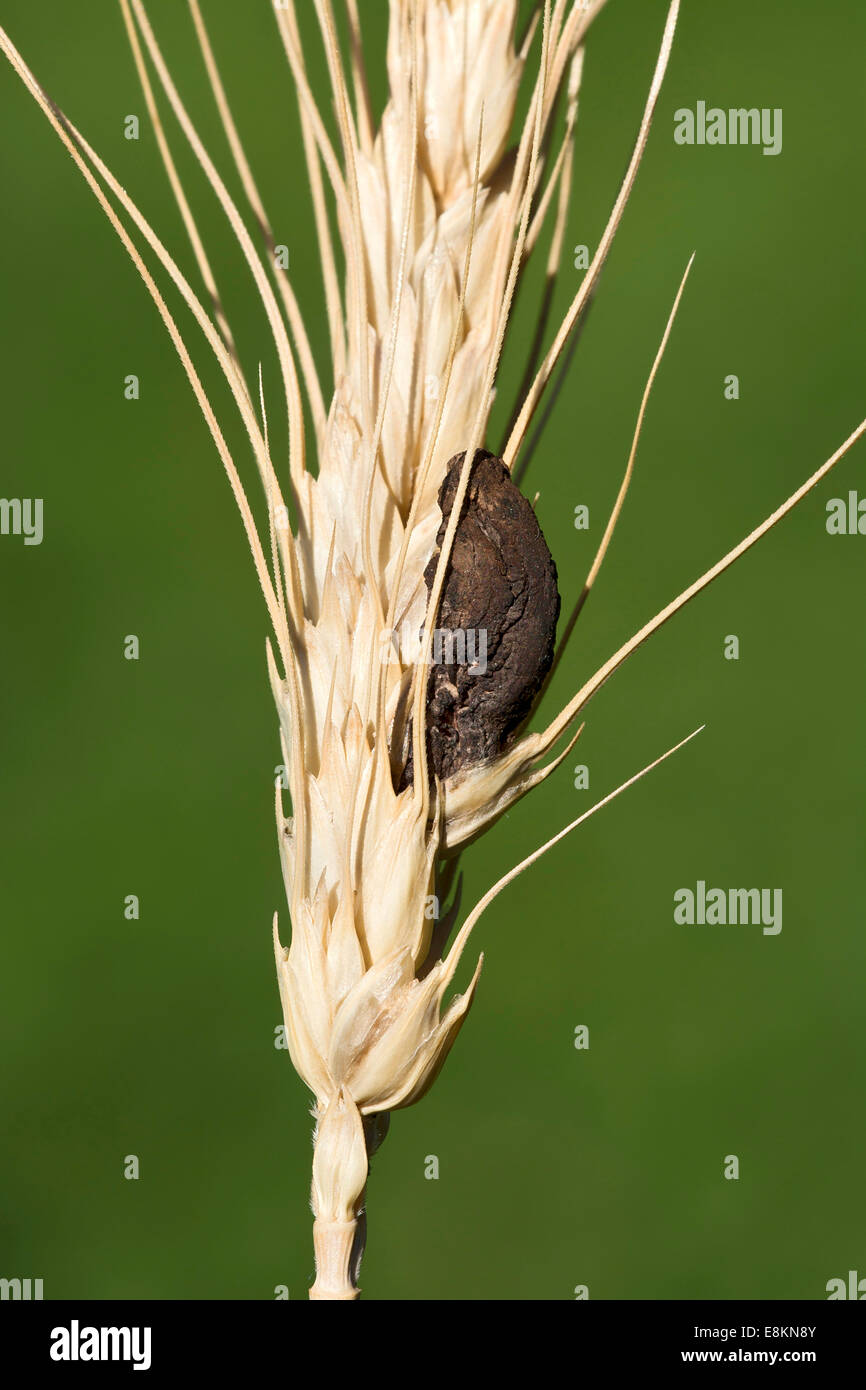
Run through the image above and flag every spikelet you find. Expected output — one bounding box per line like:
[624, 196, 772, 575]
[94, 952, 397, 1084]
[2, 0, 864, 1302]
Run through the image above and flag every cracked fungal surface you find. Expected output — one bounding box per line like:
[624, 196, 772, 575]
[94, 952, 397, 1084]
[404, 449, 560, 786]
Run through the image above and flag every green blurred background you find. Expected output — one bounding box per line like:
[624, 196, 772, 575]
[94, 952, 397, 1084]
[0, 0, 863, 1301]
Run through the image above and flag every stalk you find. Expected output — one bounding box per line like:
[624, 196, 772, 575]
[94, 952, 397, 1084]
[1, 1, 862, 1302]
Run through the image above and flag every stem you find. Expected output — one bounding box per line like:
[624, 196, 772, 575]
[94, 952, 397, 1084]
[307, 1093, 375, 1300]
[310, 1218, 361, 1300]
[307, 1101, 388, 1299]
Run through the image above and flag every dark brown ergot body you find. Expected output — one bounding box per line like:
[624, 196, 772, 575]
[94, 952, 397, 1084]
[404, 449, 560, 785]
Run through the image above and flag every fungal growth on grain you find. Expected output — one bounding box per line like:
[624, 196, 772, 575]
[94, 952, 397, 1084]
[1, 0, 862, 1300]
[403, 449, 560, 787]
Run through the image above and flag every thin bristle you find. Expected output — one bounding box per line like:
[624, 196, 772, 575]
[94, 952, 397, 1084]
[187, 0, 328, 443]
[128, 0, 307, 486]
[3, 0, 862, 1306]
[505, 0, 681, 470]
[548, 251, 696, 684]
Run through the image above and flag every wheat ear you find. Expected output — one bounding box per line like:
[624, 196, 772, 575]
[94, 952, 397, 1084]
[1, 0, 864, 1301]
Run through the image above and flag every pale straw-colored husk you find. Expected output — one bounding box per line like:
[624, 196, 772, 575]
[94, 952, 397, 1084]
[1, 0, 863, 1300]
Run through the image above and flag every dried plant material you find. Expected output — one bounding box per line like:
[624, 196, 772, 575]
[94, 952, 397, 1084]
[2, 0, 864, 1303]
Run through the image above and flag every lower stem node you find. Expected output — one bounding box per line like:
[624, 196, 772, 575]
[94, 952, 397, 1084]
[309, 1218, 361, 1301]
